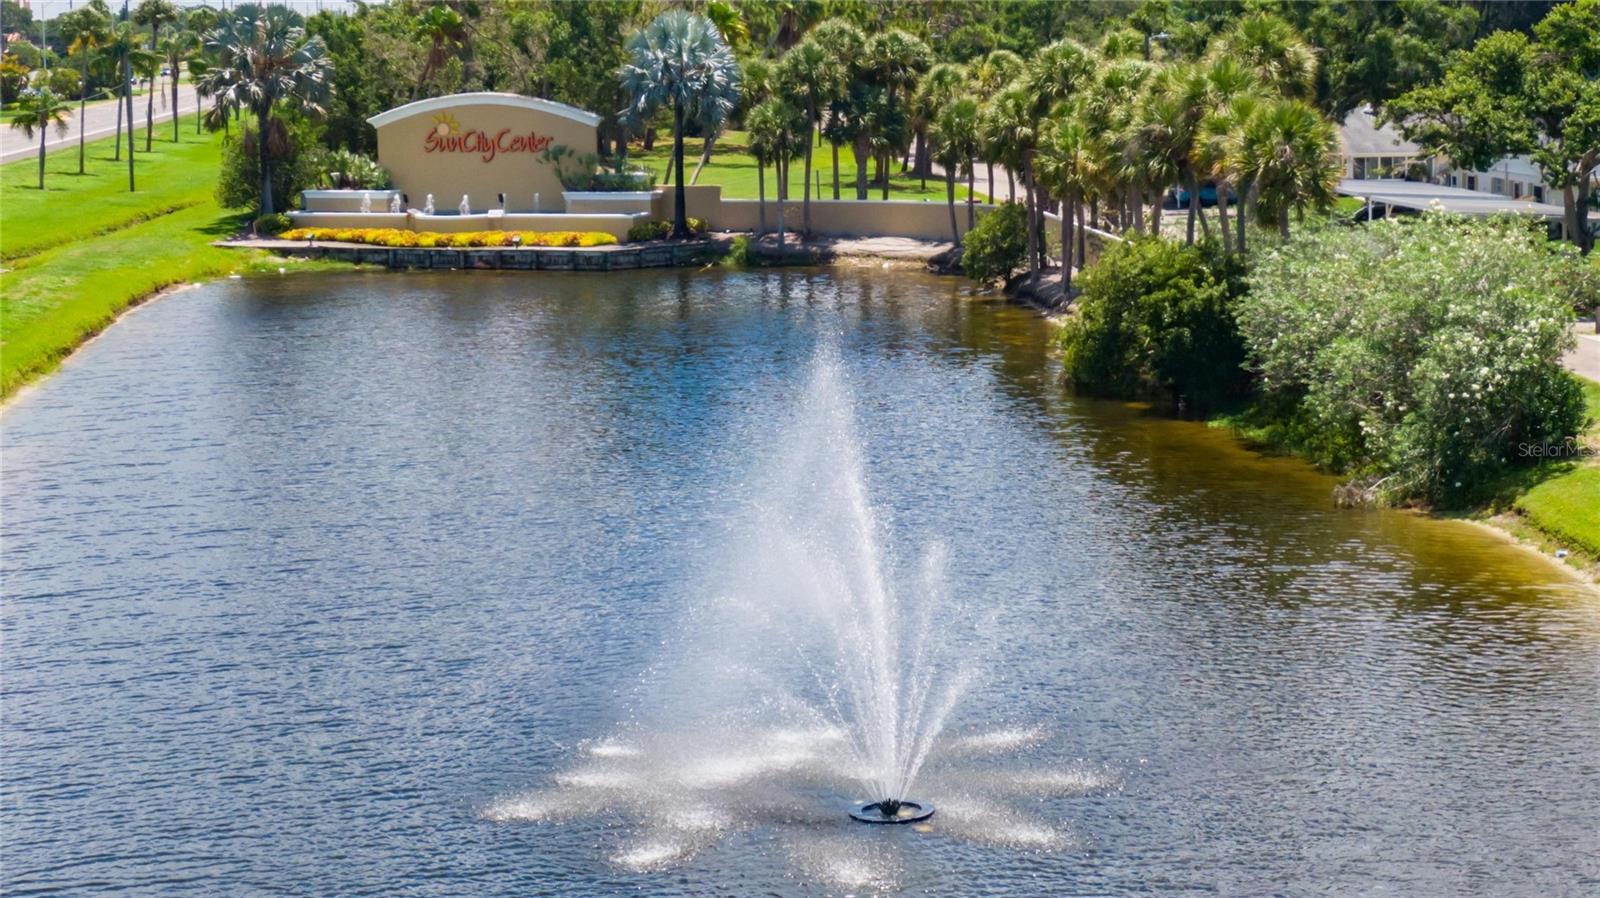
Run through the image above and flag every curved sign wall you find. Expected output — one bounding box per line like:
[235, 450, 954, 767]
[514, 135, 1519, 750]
[369, 93, 601, 213]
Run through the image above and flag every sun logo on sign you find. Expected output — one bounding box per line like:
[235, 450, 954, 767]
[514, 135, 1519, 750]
[430, 112, 461, 138]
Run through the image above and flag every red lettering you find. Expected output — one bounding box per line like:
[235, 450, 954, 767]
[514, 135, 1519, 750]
[423, 125, 555, 162]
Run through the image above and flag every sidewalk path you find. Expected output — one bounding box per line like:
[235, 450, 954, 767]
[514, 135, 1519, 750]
[1, 76, 189, 164]
[1564, 325, 1600, 383]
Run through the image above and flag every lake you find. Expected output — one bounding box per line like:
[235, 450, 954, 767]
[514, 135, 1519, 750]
[3, 268, 1596, 896]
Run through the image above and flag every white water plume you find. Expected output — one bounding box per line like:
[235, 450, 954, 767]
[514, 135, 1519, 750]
[482, 352, 1109, 876]
[705, 351, 986, 805]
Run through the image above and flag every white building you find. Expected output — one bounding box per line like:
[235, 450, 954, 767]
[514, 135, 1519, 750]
[1339, 108, 1429, 180]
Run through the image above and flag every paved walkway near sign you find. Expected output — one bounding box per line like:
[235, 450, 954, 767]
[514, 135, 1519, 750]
[0, 76, 189, 165]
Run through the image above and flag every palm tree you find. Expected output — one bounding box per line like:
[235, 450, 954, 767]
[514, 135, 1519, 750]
[183, 6, 218, 135]
[1037, 110, 1095, 295]
[909, 62, 964, 189]
[1137, 63, 1211, 243]
[862, 29, 929, 199]
[412, 4, 465, 99]
[202, 5, 333, 217]
[968, 49, 1023, 198]
[57, 3, 111, 175]
[620, 11, 741, 239]
[1214, 13, 1316, 100]
[777, 37, 843, 236]
[747, 97, 802, 242]
[9, 85, 74, 189]
[105, 21, 155, 189]
[1193, 59, 1262, 254]
[930, 98, 979, 247]
[157, 24, 197, 142]
[1236, 97, 1340, 240]
[981, 83, 1043, 292]
[133, 0, 179, 152]
[808, 18, 865, 201]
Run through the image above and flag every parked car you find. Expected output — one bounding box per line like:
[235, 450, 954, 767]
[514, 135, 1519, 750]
[1176, 185, 1219, 208]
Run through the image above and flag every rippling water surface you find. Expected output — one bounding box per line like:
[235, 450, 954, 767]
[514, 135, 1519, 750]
[3, 269, 1597, 896]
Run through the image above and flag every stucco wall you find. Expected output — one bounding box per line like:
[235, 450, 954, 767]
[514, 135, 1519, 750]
[662, 185, 998, 241]
[372, 94, 599, 215]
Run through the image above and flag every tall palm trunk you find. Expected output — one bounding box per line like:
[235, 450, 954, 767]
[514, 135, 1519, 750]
[258, 109, 273, 217]
[115, 80, 124, 161]
[690, 133, 715, 184]
[171, 66, 180, 141]
[1077, 198, 1087, 268]
[921, 127, 934, 188]
[1216, 183, 1233, 254]
[945, 163, 959, 246]
[78, 57, 90, 174]
[195, 87, 202, 134]
[1005, 167, 1014, 201]
[966, 161, 975, 229]
[1061, 188, 1076, 296]
[670, 98, 688, 238]
[145, 75, 155, 151]
[1277, 205, 1290, 240]
[775, 154, 786, 251]
[801, 102, 814, 237]
[853, 134, 869, 199]
[124, 52, 135, 190]
[757, 160, 767, 234]
[986, 160, 994, 202]
[1186, 174, 1200, 245]
[1022, 155, 1039, 294]
[830, 141, 840, 200]
[37, 119, 47, 189]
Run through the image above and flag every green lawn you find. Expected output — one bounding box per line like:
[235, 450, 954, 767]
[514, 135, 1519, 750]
[627, 129, 992, 204]
[0, 126, 346, 399]
[1512, 376, 1600, 559]
[2, 126, 227, 261]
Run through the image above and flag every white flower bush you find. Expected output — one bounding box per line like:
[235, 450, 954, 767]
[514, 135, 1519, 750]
[1238, 212, 1599, 505]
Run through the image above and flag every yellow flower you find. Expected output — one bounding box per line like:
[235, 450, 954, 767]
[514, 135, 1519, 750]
[430, 111, 461, 138]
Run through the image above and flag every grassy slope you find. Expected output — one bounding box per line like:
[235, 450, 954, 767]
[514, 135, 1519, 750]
[0, 128, 341, 399]
[1510, 377, 1600, 557]
[629, 129, 993, 204]
[1, 125, 226, 261]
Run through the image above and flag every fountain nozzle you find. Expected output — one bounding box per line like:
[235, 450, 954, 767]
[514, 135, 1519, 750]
[848, 798, 934, 824]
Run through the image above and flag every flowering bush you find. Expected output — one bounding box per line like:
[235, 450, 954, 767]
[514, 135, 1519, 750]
[1239, 212, 1600, 505]
[280, 228, 617, 248]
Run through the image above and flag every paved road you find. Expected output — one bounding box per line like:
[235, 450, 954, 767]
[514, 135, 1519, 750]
[1, 76, 195, 165]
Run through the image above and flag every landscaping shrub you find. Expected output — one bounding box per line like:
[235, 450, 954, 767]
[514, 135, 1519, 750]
[279, 227, 617, 248]
[1060, 237, 1249, 410]
[722, 234, 753, 267]
[217, 115, 323, 214]
[1239, 212, 1599, 506]
[961, 203, 1027, 284]
[626, 218, 707, 242]
[316, 148, 390, 190]
[253, 213, 292, 236]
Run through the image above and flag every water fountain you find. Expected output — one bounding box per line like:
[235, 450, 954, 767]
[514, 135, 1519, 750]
[483, 352, 1093, 879]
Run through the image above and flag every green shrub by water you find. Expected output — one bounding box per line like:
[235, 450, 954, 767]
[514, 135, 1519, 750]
[1060, 236, 1249, 411]
[1239, 213, 1599, 506]
[961, 202, 1027, 284]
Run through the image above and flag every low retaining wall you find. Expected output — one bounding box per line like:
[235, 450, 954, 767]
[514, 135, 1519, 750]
[253, 238, 728, 271]
[286, 210, 645, 240]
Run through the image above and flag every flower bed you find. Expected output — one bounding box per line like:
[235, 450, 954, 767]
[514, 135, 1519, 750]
[279, 227, 617, 248]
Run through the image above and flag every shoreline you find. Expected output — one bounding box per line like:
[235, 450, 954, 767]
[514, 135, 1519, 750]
[1, 280, 203, 413]
[10, 254, 1593, 585]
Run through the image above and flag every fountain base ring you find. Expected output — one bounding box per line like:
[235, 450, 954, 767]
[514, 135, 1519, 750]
[848, 799, 935, 824]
